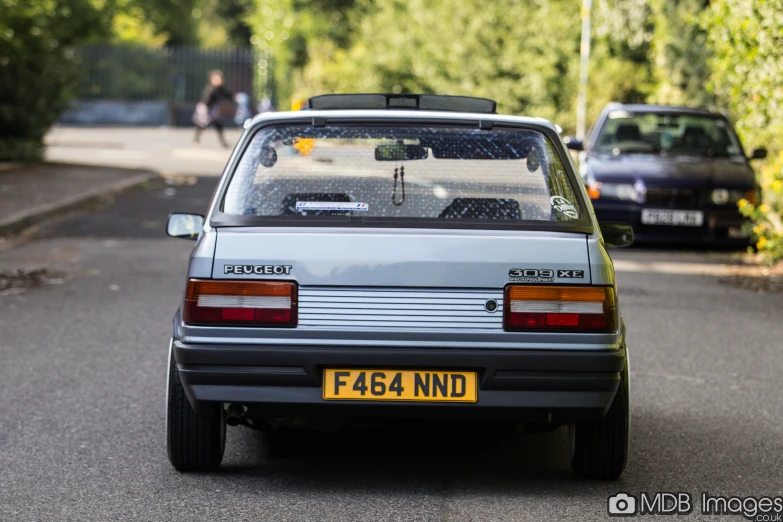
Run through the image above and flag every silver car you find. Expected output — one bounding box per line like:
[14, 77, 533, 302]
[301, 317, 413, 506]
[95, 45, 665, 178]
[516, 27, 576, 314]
[166, 94, 633, 479]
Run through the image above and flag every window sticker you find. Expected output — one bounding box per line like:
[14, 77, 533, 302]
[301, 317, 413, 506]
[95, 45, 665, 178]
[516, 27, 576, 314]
[550, 196, 578, 219]
[296, 201, 368, 212]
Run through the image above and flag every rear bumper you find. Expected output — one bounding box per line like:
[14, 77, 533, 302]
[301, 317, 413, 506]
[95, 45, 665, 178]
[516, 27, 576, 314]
[173, 340, 626, 423]
[593, 203, 749, 246]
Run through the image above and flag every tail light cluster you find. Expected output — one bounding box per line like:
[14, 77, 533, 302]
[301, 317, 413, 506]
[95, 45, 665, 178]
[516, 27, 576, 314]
[184, 279, 297, 327]
[503, 285, 616, 332]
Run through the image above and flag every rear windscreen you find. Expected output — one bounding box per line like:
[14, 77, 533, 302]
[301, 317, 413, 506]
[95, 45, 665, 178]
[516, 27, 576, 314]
[222, 125, 583, 224]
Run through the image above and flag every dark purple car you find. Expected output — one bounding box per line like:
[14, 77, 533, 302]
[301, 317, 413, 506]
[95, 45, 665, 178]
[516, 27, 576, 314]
[565, 104, 767, 245]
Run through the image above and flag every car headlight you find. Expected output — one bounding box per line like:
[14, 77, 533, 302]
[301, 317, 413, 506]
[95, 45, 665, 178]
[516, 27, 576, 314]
[587, 181, 646, 204]
[711, 188, 730, 205]
[711, 188, 756, 205]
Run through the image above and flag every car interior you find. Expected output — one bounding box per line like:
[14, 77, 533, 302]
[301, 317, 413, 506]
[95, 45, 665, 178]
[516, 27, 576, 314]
[594, 114, 740, 155]
[224, 129, 581, 221]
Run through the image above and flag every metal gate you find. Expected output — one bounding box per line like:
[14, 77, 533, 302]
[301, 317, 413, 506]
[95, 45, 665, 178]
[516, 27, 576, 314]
[62, 45, 265, 126]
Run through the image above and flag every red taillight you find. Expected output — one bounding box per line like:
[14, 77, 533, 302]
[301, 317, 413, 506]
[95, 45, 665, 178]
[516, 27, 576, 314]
[503, 285, 616, 332]
[183, 279, 297, 327]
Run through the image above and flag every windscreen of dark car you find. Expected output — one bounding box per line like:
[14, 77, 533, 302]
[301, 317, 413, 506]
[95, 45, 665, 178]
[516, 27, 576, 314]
[221, 124, 586, 226]
[592, 111, 744, 157]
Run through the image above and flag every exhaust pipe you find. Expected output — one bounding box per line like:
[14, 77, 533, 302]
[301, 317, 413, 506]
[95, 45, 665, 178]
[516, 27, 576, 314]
[226, 403, 247, 426]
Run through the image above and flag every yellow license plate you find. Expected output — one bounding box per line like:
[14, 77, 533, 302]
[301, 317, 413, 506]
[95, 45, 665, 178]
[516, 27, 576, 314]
[323, 369, 477, 403]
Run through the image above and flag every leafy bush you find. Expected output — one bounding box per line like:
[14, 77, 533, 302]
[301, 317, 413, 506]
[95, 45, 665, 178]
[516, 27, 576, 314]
[703, 0, 783, 264]
[739, 152, 783, 264]
[0, 0, 104, 161]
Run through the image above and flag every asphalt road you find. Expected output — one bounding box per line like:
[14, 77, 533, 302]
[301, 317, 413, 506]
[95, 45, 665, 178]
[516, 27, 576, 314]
[1, 177, 781, 521]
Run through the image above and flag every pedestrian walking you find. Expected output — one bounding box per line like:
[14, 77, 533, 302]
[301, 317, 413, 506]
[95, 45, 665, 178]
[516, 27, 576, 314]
[234, 92, 254, 127]
[193, 69, 233, 148]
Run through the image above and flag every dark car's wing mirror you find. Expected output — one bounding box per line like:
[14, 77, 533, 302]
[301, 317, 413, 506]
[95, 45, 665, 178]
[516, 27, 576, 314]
[600, 222, 634, 247]
[563, 137, 584, 151]
[749, 148, 768, 160]
[167, 213, 204, 240]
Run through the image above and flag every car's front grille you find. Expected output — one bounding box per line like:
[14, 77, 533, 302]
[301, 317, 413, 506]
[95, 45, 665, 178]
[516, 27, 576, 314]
[645, 187, 702, 207]
[298, 287, 504, 330]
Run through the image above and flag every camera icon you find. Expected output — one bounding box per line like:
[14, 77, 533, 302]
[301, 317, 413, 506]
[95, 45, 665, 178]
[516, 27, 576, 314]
[608, 493, 637, 516]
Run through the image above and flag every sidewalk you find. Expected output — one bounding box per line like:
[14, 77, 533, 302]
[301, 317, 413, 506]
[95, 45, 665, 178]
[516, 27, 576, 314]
[45, 126, 242, 177]
[0, 163, 156, 238]
[1, 125, 242, 240]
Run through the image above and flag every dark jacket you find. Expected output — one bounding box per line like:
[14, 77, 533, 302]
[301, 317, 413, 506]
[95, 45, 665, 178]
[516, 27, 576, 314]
[200, 85, 233, 109]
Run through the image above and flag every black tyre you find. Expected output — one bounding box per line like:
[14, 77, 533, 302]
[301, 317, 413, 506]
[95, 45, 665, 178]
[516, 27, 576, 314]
[569, 362, 629, 479]
[166, 354, 226, 471]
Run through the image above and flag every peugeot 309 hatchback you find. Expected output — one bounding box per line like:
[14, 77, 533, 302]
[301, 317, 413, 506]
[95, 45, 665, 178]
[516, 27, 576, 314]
[165, 94, 633, 479]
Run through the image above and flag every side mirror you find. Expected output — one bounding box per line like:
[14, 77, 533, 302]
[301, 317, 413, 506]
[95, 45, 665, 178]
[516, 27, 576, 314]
[749, 148, 767, 160]
[167, 213, 204, 240]
[600, 222, 634, 247]
[564, 137, 584, 151]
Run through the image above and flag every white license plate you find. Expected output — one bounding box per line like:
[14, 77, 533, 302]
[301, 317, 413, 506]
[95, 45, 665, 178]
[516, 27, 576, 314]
[641, 209, 704, 227]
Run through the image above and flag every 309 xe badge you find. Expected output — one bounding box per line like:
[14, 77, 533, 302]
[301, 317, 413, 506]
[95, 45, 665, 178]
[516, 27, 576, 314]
[509, 268, 584, 282]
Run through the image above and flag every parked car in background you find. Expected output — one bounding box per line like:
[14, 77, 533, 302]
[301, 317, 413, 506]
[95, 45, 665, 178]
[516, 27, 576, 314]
[565, 104, 767, 245]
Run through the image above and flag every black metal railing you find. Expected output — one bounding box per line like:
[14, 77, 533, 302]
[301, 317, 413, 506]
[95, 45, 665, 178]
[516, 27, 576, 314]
[73, 44, 261, 102]
[66, 44, 269, 125]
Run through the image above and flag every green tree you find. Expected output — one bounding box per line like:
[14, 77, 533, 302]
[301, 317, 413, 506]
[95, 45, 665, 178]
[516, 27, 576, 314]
[0, 0, 106, 160]
[87, 0, 201, 46]
[212, 0, 254, 46]
[249, 0, 672, 132]
[247, 0, 364, 107]
[247, 0, 296, 104]
[144, 0, 200, 45]
[703, 0, 783, 147]
[649, 0, 712, 106]
[252, 0, 586, 124]
[587, 0, 657, 126]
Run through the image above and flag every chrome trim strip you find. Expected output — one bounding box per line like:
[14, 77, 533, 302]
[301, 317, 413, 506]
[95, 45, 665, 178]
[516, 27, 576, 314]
[179, 320, 622, 349]
[300, 320, 501, 329]
[180, 334, 621, 351]
[300, 289, 504, 299]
